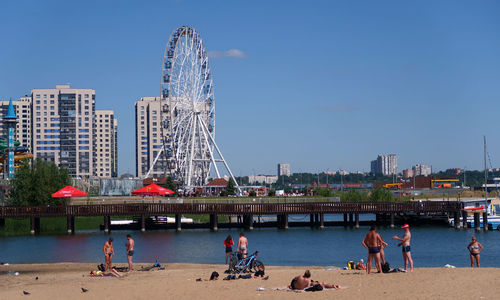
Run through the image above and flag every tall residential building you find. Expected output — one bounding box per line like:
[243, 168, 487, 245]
[135, 97, 165, 178]
[277, 163, 290, 177]
[370, 154, 397, 175]
[31, 85, 95, 176]
[413, 164, 432, 176]
[94, 110, 118, 178]
[0, 97, 32, 152]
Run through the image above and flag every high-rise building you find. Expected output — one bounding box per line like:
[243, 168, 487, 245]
[413, 164, 432, 176]
[370, 154, 397, 175]
[135, 97, 165, 178]
[94, 110, 118, 178]
[277, 163, 290, 177]
[28, 85, 117, 178]
[0, 97, 32, 152]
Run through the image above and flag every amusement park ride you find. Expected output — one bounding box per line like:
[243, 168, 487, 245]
[145, 26, 240, 193]
[1, 99, 33, 179]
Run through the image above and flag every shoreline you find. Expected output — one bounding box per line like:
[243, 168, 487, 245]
[2, 263, 500, 299]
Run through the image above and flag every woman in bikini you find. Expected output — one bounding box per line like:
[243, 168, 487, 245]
[467, 236, 483, 267]
[90, 268, 122, 277]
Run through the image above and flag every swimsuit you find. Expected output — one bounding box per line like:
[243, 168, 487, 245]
[290, 278, 298, 290]
[402, 246, 411, 253]
[471, 252, 479, 256]
[107, 253, 113, 256]
[224, 240, 233, 253]
[127, 250, 134, 256]
[368, 246, 380, 254]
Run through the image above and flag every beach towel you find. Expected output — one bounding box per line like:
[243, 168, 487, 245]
[89, 274, 114, 277]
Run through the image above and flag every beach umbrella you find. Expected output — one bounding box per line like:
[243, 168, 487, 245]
[132, 184, 174, 196]
[52, 186, 88, 197]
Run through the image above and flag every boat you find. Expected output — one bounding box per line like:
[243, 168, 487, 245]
[448, 136, 500, 230]
[448, 198, 500, 230]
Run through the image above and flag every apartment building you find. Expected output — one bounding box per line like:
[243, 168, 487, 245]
[370, 154, 398, 176]
[135, 97, 166, 178]
[94, 110, 118, 178]
[277, 163, 290, 177]
[0, 97, 32, 151]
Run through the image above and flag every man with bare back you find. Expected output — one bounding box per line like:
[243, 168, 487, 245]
[237, 232, 248, 258]
[361, 226, 385, 274]
[393, 224, 413, 272]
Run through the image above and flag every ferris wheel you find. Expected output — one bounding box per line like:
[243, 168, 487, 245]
[146, 26, 240, 193]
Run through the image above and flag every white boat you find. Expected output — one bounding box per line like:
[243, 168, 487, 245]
[448, 198, 500, 230]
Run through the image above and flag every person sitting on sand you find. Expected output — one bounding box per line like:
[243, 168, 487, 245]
[467, 236, 483, 268]
[90, 268, 122, 277]
[356, 259, 366, 270]
[289, 270, 341, 290]
[253, 264, 265, 278]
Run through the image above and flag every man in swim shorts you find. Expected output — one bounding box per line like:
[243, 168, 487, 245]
[362, 226, 385, 274]
[237, 232, 248, 258]
[393, 224, 413, 272]
[126, 234, 135, 272]
[103, 238, 114, 271]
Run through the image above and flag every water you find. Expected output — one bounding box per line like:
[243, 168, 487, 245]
[1, 226, 499, 268]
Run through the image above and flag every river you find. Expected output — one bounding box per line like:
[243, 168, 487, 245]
[1, 225, 499, 268]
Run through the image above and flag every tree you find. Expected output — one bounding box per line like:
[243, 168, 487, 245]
[161, 176, 176, 196]
[226, 178, 236, 196]
[8, 159, 71, 206]
[369, 187, 394, 202]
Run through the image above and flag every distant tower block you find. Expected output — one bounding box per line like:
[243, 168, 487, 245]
[278, 163, 290, 177]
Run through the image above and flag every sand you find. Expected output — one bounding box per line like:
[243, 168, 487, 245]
[1, 263, 500, 299]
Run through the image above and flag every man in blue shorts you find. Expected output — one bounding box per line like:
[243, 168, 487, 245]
[362, 226, 385, 274]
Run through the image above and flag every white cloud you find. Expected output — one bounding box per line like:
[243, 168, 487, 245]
[208, 49, 248, 59]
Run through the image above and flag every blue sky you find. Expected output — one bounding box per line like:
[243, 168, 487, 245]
[1, 0, 499, 176]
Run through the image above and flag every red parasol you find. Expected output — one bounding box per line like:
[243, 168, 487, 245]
[52, 186, 88, 197]
[132, 184, 174, 196]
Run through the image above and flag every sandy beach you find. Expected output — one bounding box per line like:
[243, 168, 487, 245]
[1, 263, 500, 299]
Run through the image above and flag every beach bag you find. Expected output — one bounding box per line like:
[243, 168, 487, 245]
[382, 262, 390, 273]
[305, 284, 323, 292]
[347, 261, 355, 270]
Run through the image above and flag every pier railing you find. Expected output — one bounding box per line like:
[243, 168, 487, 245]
[0, 201, 462, 218]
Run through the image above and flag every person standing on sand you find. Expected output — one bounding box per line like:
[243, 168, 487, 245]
[379, 240, 389, 265]
[126, 234, 135, 272]
[237, 232, 248, 259]
[393, 224, 413, 272]
[467, 236, 483, 268]
[224, 235, 234, 264]
[362, 226, 384, 274]
[103, 238, 114, 271]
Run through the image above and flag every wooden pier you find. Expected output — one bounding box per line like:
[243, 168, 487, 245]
[0, 201, 467, 234]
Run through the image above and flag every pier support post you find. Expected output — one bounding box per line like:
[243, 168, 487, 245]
[462, 211, 468, 228]
[453, 212, 460, 229]
[320, 213, 324, 229]
[310, 214, 315, 227]
[104, 216, 110, 233]
[244, 215, 253, 230]
[175, 214, 182, 232]
[0, 218, 5, 227]
[210, 214, 218, 231]
[473, 213, 480, 230]
[390, 213, 395, 228]
[141, 214, 146, 232]
[343, 213, 348, 227]
[482, 212, 488, 231]
[67, 216, 75, 234]
[30, 217, 40, 235]
[355, 213, 359, 228]
[349, 213, 354, 227]
[284, 214, 288, 229]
